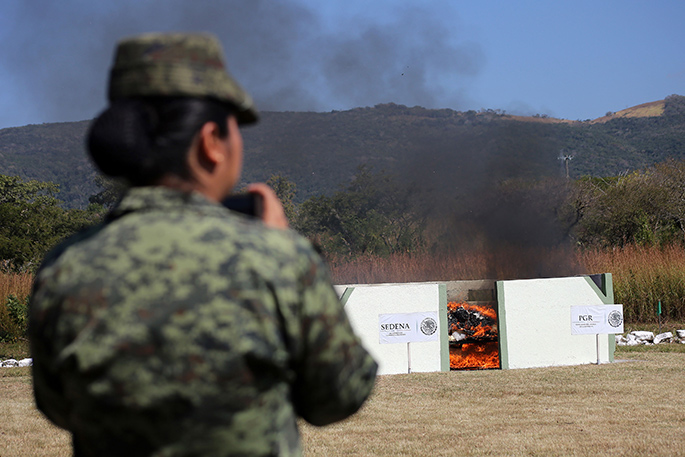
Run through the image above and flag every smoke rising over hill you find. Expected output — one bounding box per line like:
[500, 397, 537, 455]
[5, 1, 682, 279]
[1, 0, 484, 128]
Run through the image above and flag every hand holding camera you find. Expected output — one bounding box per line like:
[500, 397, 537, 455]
[222, 183, 289, 230]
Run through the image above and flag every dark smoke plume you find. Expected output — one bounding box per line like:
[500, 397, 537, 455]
[398, 118, 584, 280]
[2, 1, 580, 279]
[0, 0, 484, 128]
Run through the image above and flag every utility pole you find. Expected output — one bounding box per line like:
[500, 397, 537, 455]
[558, 153, 574, 179]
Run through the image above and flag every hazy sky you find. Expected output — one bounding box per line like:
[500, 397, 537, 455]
[1, 0, 683, 129]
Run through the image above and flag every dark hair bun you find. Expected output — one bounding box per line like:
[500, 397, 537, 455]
[87, 100, 158, 181]
[87, 97, 232, 186]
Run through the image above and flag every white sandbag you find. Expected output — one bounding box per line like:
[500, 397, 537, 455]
[653, 332, 673, 344]
[630, 331, 654, 342]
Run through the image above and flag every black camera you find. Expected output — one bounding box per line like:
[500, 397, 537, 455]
[221, 193, 263, 217]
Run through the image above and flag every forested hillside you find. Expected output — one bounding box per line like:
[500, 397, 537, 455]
[1, 95, 684, 208]
[0, 121, 94, 207]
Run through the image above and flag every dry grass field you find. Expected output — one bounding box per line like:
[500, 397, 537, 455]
[3, 246, 684, 455]
[590, 100, 665, 123]
[2, 349, 684, 457]
[0, 369, 71, 457]
[300, 351, 685, 457]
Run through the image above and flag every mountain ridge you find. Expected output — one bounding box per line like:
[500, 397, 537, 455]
[1, 95, 683, 208]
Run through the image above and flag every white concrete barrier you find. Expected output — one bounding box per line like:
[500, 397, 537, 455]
[336, 274, 624, 374]
[336, 283, 448, 375]
[496, 274, 616, 369]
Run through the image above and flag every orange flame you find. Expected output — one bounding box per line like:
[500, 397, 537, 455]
[448, 302, 500, 370]
[450, 342, 500, 370]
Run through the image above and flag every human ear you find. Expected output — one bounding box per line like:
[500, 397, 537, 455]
[197, 121, 226, 166]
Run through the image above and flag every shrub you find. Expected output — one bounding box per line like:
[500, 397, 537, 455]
[0, 294, 29, 342]
[0, 272, 33, 343]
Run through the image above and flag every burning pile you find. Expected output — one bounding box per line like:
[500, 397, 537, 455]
[447, 301, 500, 370]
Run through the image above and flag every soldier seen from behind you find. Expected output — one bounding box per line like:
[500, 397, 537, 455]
[28, 32, 377, 457]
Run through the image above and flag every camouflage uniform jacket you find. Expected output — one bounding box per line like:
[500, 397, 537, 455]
[29, 186, 377, 457]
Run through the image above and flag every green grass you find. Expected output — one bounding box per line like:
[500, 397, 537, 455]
[622, 320, 685, 335]
[0, 339, 30, 360]
[0, 366, 31, 377]
[617, 343, 685, 353]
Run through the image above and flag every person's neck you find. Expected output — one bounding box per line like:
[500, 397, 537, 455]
[155, 175, 220, 201]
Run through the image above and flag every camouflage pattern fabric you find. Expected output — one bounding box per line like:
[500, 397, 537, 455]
[29, 186, 377, 457]
[108, 33, 258, 125]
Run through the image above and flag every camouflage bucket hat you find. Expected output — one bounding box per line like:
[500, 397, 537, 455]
[108, 32, 258, 124]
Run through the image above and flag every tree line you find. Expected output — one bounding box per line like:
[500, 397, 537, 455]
[0, 175, 102, 271]
[3, 158, 685, 272]
[293, 158, 685, 257]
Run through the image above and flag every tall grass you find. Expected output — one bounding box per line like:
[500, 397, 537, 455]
[0, 272, 33, 299]
[581, 244, 685, 323]
[3, 245, 684, 334]
[327, 251, 488, 284]
[327, 245, 584, 284]
[329, 243, 685, 324]
[0, 272, 33, 342]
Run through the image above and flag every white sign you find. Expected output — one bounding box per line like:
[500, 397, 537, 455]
[379, 312, 439, 344]
[571, 305, 624, 335]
